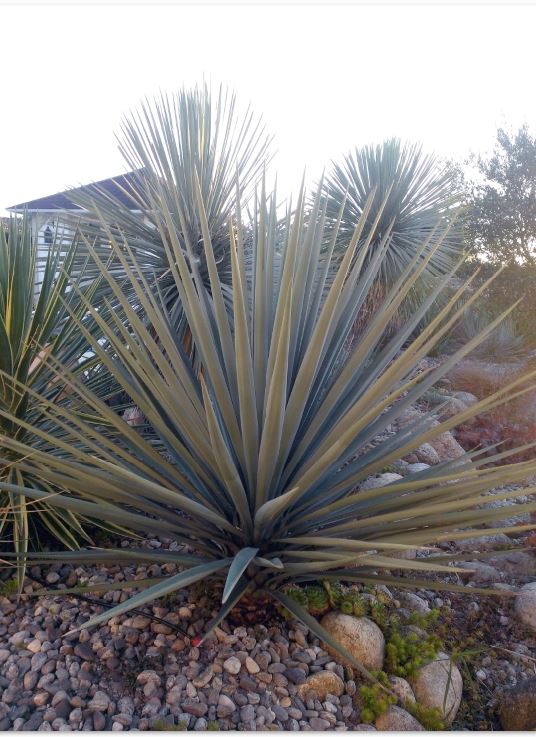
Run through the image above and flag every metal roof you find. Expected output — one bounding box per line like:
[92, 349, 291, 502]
[7, 170, 143, 212]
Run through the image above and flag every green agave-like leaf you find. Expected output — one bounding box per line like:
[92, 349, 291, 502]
[222, 547, 259, 603]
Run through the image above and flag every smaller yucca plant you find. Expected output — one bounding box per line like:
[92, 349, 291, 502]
[454, 306, 526, 360]
[0, 216, 117, 584]
[323, 138, 463, 282]
[68, 84, 271, 338]
[2, 179, 536, 684]
[321, 139, 464, 333]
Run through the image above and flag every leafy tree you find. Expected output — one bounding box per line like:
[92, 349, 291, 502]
[465, 125, 536, 264]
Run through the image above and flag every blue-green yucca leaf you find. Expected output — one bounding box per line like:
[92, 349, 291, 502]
[1, 548, 205, 565]
[2, 141, 536, 660]
[32, 578, 166, 597]
[222, 547, 259, 603]
[200, 576, 252, 644]
[269, 589, 386, 689]
[293, 572, 518, 598]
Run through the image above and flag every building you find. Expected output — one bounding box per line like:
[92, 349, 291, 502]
[7, 171, 142, 282]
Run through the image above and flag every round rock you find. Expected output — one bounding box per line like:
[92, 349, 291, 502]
[88, 691, 111, 712]
[360, 473, 403, 491]
[453, 391, 479, 408]
[297, 671, 345, 700]
[437, 396, 469, 421]
[319, 613, 385, 671]
[136, 669, 161, 685]
[409, 652, 462, 725]
[375, 705, 424, 731]
[498, 676, 536, 730]
[399, 592, 430, 614]
[245, 657, 260, 674]
[223, 656, 242, 675]
[406, 463, 431, 474]
[429, 432, 466, 461]
[217, 694, 236, 717]
[388, 676, 415, 705]
[414, 443, 440, 465]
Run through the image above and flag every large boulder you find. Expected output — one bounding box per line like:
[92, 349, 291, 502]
[514, 582, 536, 632]
[319, 613, 385, 671]
[457, 561, 503, 584]
[487, 551, 535, 578]
[297, 671, 345, 700]
[498, 677, 536, 730]
[453, 533, 512, 552]
[375, 706, 424, 731]
[409, 652, 463, 725]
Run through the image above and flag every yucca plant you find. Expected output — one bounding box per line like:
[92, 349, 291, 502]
[2, 181, 536, 684]
[67, 84, 272, 338]
[321, 139, 464, 329]
[0, 215, 119, 584]
[455, 306, 526, 361]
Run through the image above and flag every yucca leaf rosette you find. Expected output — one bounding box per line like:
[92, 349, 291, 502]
[2, 178, 536, 678]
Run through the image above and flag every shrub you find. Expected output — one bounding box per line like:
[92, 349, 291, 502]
[456, 261, 536, 348]
[359, 671, 397, 722]
[448, 359, 536, 463]
[2, 171, 536, 683]
[447, 359, 522, 400]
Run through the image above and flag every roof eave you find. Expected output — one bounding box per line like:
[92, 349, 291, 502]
[7, 207, 87, 213]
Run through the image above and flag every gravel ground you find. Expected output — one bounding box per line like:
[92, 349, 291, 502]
[0, 531, 534, 732]
[0, 548, 363, 732]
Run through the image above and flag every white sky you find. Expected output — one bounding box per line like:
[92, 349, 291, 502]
[1, 3, 535, 214]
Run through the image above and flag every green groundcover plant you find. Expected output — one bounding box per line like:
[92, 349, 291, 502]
[1, 174, 536, 684]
